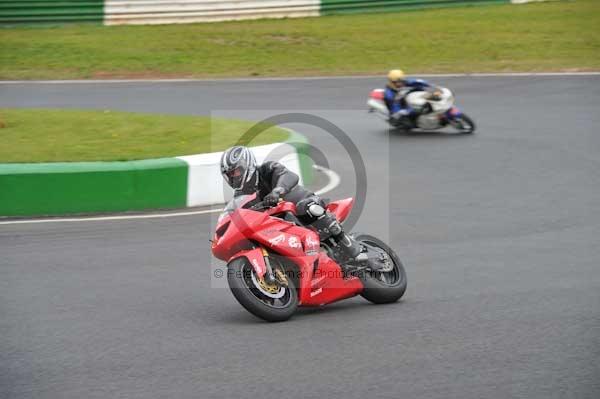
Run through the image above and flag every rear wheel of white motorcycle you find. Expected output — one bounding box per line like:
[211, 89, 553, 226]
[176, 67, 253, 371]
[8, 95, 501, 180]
[450, 114, 475, 134]
[353, 233, 407, 304]
[227, 256, 298, 322]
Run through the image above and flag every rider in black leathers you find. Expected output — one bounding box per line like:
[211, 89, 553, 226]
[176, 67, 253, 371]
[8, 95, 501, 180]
[220, 146, 363, 262]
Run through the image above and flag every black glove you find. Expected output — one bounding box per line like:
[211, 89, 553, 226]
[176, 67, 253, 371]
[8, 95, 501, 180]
[264, 187, 285, 206]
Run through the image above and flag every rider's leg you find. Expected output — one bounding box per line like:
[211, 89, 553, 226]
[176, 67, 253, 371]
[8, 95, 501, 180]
[391, 105, 416, 128]
[296, 196, 363, 260]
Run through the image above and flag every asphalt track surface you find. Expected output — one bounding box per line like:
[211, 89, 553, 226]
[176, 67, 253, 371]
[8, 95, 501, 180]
[1, 76, 600, 399]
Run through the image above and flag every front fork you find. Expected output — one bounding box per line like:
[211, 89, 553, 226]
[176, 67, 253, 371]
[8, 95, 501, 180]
[261, 247, 277, 283]
[229, 246, 287, 287]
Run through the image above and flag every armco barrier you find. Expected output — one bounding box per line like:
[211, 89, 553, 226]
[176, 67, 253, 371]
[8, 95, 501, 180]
[1, 0, 539, 26]
[320, 0, 507, 15]
[0, 136, 311, 217]
[0, 0, 104, 24]
[104, 0, 320, 25]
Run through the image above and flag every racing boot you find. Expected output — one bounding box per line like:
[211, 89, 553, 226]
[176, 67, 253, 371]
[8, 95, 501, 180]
[307, 203, 364, 263]
[337, 232, 370, 264]
[325, 217, 364, 262]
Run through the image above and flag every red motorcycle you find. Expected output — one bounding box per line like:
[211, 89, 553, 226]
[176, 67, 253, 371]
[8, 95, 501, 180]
[211, 193, 407, 322]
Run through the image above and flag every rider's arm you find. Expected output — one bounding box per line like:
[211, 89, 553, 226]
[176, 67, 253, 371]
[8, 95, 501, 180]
[405, 78, 431, 90]
[262, 161, 299, 195]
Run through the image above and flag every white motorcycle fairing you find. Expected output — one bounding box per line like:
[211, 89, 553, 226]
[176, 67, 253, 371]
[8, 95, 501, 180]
[367, 87, 455, 131]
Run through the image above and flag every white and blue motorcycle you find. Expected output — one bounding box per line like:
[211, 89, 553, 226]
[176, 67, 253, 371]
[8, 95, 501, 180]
[367, 86, 475, 134]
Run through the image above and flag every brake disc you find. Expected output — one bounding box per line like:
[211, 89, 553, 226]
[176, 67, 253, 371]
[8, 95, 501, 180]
[250, 271, 286, 299]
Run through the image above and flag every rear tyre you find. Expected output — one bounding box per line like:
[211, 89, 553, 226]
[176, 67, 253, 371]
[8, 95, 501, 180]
[353, 233, 407, 304]
[227, 257, 298, 322]
[451, 114, 475, 134]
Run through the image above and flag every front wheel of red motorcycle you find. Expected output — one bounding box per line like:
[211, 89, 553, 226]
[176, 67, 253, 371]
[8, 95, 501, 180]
[227, 257, 298, 322]
[353, 233, 407, 304]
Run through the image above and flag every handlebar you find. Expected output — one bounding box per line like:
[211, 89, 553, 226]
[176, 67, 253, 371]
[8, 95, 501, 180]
[249, 198, 285, 212]
[250, 201, 270, 211]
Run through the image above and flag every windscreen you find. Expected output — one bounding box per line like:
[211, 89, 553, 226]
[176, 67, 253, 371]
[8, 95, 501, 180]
[219, 194, 256, 221]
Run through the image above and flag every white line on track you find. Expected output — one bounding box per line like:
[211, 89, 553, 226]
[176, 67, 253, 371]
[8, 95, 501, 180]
[0, 208, 223, 225]
[0, 165, 341, 225]
[1, 72, 599, 85]
[314, 165, 340, 196]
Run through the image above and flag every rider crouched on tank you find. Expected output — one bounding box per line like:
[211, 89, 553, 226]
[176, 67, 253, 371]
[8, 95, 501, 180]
[384, 69, 436, 128]
[220, 145, 367, 264]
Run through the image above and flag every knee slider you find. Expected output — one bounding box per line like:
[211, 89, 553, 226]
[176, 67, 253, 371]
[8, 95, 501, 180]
[296, 196, 324, 217]
[307, 203, 325, 218]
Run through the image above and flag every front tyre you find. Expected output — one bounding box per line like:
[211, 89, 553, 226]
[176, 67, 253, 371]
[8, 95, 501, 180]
[450, 114, 475, 134]
[227, 257, 298, 322]
[353, 233, 407, 304]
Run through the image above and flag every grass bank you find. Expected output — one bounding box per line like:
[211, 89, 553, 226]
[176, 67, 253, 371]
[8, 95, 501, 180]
[0, 109, 288, 163]
[1, 1, 599, 80]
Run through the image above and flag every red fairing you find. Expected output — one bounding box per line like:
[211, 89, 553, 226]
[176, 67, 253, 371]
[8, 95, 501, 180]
[299, 253, 363, 306]
[302, 231, 320, 255]
[264, 201, 296, 216]
[370, 89, 385, 100]
[254, 225, 307, 259]
[211, 207, 271, 261]
[327, 198, 354, 223]
[230, 248, 267, 278]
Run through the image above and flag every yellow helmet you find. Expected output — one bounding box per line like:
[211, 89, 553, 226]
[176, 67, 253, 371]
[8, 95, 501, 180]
[387, 69, 406, 88]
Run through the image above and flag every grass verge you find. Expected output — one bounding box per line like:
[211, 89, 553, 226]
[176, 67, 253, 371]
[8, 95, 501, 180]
[0, 108, 289, 163]
[1, 1, 599, 80]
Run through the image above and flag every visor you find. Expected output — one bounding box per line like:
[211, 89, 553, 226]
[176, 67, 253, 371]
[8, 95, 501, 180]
[224, 167, 244, 189]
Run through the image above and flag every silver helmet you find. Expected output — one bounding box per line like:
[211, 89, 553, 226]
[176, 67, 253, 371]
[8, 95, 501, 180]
[220, 146, 257, 191]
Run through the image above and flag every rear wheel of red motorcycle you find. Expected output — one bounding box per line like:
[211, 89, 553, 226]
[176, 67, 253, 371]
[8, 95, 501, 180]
[227, 257, 298, 322]
[353, 233, 407, 304]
